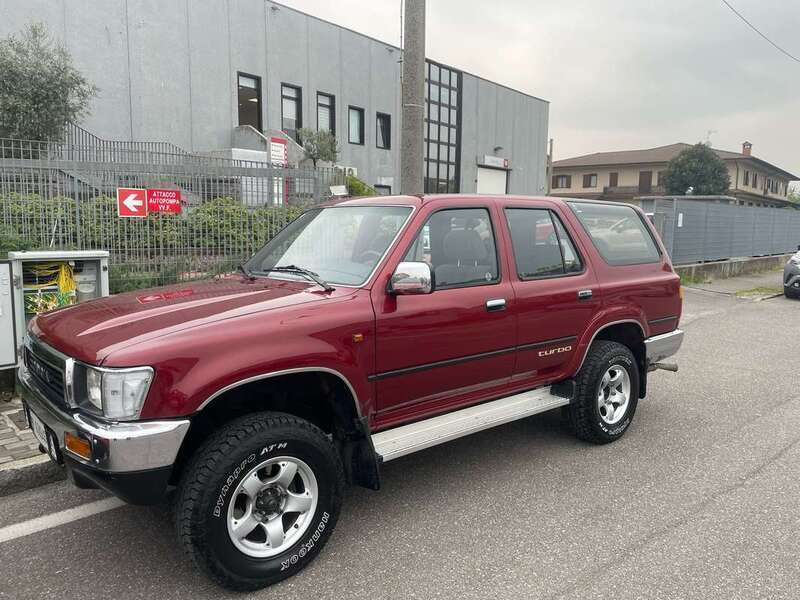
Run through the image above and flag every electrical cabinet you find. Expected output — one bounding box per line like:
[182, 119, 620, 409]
[0, 250, 110, 371]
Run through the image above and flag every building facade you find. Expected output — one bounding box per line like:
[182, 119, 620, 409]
[1, 0, 550, 196]
[551, 142, 798, 208]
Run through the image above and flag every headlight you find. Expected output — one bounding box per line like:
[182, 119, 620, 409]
[81, 366, 154, 420]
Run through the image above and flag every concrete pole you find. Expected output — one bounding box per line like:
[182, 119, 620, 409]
[400, 0, 425, 195]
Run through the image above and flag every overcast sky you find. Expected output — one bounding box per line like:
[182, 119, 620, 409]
[280, 0, 799, 179]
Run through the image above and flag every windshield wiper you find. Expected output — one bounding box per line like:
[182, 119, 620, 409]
[237, 263, 255, 280]
[263, 265, 334, 292]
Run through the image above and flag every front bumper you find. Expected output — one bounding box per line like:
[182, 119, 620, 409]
[18, 364, 190, 504]
[644, 329, 684, 363]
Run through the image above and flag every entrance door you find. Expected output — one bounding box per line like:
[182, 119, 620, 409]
[0, 262, 17, 368]
[638, 171, 653, 194]
[372, 204, 516, 427]
[476, 167, 508, 194]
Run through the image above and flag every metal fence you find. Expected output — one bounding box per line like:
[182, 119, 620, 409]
[643, 198, 800, 265]
[0, 135, 346, 292]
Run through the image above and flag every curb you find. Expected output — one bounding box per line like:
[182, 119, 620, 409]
[0, 453, 67, 498]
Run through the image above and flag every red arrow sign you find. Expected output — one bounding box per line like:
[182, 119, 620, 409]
[117, 188, 147, 218]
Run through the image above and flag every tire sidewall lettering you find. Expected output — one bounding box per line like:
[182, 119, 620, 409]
[212, 442, 289, 518]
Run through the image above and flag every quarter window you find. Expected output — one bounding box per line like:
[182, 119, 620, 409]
[505, 209, 582, 279]
[404, 208, 498, 289]
[348, 106, 364, 144]
[569, 202, 661, 266]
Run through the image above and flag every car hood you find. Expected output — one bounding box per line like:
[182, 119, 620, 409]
[31, 276, 339, 364]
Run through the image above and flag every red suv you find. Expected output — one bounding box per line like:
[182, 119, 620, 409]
[19, 195, 683, 590]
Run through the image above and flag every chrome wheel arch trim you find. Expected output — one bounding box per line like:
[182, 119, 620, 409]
[575, 319, 646, 372]
[195, 366, 363, 416]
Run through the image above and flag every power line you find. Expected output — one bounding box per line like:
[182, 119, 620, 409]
[720, 0, 800, 64]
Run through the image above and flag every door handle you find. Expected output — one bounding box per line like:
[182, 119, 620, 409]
[577, 289, 593, 300]
[486, 298, 506, 311]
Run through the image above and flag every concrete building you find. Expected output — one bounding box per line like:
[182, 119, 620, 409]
[551, 142, 799, 208]
[0, 0, 550, 196]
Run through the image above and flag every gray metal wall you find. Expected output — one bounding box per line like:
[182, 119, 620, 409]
[644, 199, 800, 265]
[0, 0, 549, 195]
[460, 74, 549, 195]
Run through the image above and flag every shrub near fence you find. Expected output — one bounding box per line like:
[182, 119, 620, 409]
[0, 193, 304, 292]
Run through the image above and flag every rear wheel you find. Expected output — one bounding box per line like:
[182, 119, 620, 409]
[175, 412, 344, 591]
[569, 340, 639, 444]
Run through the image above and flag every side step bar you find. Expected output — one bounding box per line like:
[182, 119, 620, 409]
[371, 386, 570, 462]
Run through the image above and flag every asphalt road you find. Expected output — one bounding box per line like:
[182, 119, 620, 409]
[1, 288, 799, 600]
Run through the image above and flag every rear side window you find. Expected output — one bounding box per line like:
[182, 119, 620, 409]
[505, 208, 582, 279]
[569, 202, 660, 266]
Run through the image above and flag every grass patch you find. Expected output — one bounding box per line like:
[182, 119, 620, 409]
[679, 273, 710, 286]
[735, 286, 782, 298]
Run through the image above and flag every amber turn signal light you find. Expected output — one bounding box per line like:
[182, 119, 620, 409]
[65, 432, 92, 460]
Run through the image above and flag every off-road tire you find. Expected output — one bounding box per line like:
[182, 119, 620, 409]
[175, 412, 344, 591]
[569, 340, 639, 444]
[785, 288, 799, 299]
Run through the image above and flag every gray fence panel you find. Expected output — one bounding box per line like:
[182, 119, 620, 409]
[730, 205, 755, 257]
[670, 202, 707, 264]
[651, 198, 800, 265]
[703, 204, 734, 261]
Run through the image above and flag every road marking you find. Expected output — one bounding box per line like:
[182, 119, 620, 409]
[0, 497, 126, 544]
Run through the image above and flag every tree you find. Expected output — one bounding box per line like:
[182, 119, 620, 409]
[662, 143, 730, 195]
[298, 128, 338, 167]
[0, 23, 97, 142]
[788, 186, 800, 204]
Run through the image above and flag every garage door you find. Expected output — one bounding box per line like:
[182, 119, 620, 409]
[476, 167, 507, 194]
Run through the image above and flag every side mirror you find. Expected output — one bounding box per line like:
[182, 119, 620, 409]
[388, 262, 434, 295]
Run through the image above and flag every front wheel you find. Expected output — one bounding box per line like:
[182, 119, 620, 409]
[175, 412, 344, 591]
[569, 340, 639, 444]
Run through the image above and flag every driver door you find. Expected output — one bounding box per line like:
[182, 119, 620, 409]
[371, 203, 516, 429]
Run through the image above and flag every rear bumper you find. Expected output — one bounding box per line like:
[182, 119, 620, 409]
[17, 364, 190, 504]
[644, 329, 684, 363]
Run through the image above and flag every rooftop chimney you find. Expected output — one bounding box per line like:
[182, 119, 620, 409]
[742, 141, 752, 156]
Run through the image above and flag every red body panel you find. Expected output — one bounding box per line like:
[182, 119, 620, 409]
[31, 195, 681, 430]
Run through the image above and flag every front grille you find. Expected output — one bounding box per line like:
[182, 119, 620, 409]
[24, 345, 67, 409]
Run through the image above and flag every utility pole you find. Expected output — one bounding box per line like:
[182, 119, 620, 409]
[546, 138, 554, 194]
[400, 0, 425, 195]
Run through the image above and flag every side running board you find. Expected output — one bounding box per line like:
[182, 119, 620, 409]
[371, 386, 570, 462]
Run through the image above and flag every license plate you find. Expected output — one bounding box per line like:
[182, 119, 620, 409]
[27, 408, 59, 463]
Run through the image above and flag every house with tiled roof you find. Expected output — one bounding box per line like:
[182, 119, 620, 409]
[550, 142, 798, 208]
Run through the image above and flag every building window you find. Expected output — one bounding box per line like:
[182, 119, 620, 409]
[553, 175, 570, 189]
[657, 171, 665, 187]
[348, 106, 364, 144]
[609, 172, 618, 187]
[375, 184, 392, 195]
[744, 170, 750, 186]
[424, 61, 461, 193]
[582, 173, 597, 188]
[376, 112, 391, 149]
[752, 173, 758, 188]
[317, 92, 335, 134]
[281, 84, 302, 142]
[237, 73, 262, 130]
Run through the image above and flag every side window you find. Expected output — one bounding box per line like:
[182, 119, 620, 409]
[505, 208, 583, 279]
[404, 208, 498, 288]
[569, 202, 661, 266]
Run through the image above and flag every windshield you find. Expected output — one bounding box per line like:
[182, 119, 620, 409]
[245, 205, 413, 286]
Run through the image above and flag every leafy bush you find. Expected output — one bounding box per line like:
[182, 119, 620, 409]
[1, 193, 305, 292]
[346, 175, 377, 197]
[0, 23, 96, 142]
[0, 223, 32, 255]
